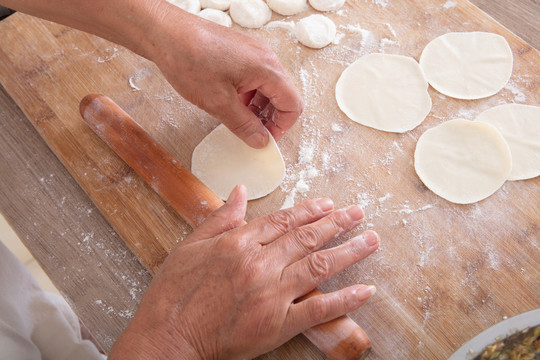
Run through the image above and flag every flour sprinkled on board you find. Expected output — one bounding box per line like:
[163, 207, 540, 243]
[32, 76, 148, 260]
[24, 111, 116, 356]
[504, 82, 527, 102]
[373, 0, 389, 7]
[443, 0, 457, 9]
[97, 47, 120, 63]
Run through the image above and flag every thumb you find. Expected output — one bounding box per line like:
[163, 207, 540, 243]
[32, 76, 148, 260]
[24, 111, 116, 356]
[184, 184, 247, 245]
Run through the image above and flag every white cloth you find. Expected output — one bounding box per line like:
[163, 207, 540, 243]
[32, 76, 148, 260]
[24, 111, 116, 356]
[0, 240, 105, 360]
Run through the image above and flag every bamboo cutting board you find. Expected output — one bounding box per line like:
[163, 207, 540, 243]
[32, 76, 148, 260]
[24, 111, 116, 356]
[0, 1, 539, 359]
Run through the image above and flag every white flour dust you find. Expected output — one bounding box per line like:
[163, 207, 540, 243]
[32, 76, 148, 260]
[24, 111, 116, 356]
[443, 1, 457, 9]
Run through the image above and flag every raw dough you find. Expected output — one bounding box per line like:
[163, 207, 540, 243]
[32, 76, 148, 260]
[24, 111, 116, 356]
[419, 32, 513, 100]
[166, 0, 201, 14]
[309, 0, 346, 12]
[295, 14, 336, 49]
[475, 104, 540, 181]
[191, 124, 285, 200]
[267, 0, 307, 16]
[335, 53, 432, 133]
[200, 0, 231, 10]
[414, 119, 512, 204]
[229, 0, 272, 28]
[198, 8, 232, 27]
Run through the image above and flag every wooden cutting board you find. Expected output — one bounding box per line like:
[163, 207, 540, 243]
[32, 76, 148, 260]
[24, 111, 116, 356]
[0, 1, 538, 359]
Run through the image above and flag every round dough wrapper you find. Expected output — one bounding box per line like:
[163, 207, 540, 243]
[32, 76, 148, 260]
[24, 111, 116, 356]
[166, 0, 201, 14]
[267, 0, 307, 16]
[201, 0, 231, 10]
[475, 104, 540, 181]
[309, 0, 345, 12]
[335, 53, 432, 133]
[198, 8, 232, 27]
[230, 0, 272, 28]
[419, 32, 513, 100]
[191, 125, 285, 200]
[414, 119, 512, 204]
[295, 14, 336, 49]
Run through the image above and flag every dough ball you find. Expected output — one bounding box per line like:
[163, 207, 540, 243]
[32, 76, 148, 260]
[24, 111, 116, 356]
[295, 14, 336, 49]
[198, 8, 232, 27]
[414, 119, 512, 204]
[191, 125, 285, 200]
[309, 0, 346, 12]
[166, 0, 201, 14]
[200, 0, 231, 10]
[475, 104, 540, 181]
[420, 32, 513, 100]
[335, 53, 432, 133]
[267, 0, 307, 16]
[230, 0, 272, 28]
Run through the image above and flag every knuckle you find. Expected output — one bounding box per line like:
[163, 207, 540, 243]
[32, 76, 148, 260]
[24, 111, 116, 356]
[228, 117, 256, 137]
[328, 210, 350, 232]
[266, 210, 295, 234]
[308, 298, 328, 321]
[307, 252, 332, 281]
[299, 199, 320, 218]
[294, 226, 321, 254]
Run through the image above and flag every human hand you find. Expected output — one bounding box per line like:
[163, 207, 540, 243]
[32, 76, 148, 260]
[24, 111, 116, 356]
[145, 3, 304, 148]
[109, 185, 379, 359]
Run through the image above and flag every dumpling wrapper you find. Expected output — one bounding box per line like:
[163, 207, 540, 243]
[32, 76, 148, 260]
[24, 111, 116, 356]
[335, 53, 432, 133]
[414, 119, 512, 204]
[419, 32, 513, 100]
[191, 124, 285, 200]
[475, 104, 540, 181]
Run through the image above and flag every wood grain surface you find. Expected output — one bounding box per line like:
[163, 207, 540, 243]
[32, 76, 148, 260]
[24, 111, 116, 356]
[0, 0, 538, 359]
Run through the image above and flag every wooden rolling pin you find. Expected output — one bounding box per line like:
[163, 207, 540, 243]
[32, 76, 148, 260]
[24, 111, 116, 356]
[80, 94, 372, 360]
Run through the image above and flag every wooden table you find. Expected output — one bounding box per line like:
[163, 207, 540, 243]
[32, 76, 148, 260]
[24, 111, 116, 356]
[0, 1, 538, 358]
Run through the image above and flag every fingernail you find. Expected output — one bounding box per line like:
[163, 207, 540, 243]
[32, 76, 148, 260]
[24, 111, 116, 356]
[345, 206, 364, 221]
[357, 285, 377, 300]
[362, 231, 380, 248]
[315, 198, 334, 212]
[246, 130, 268, 149]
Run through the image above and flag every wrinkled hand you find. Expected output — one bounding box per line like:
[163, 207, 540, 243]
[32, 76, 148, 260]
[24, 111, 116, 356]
[148, 3, 304, 148]
[109, 185, 379, 360]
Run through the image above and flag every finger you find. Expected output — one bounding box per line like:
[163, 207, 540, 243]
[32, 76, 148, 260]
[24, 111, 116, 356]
[247, 90, 270, 117]
[238, 89, 256, 106]
[247, 198, 335, 245]
[184, 184, 247, 245]
[256, 77, 304, 141]
[286, 284, 376, 334]
[282, 231, 380, 298]
[214, 86, 270, 149]
[268, 206, 365, 265]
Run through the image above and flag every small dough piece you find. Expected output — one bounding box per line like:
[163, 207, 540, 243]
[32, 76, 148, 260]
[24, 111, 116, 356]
[309, 0, 346, 11]
[414, 119, 512, 204]
[230, 0, 272, 28]
[200, 0, 231, 10]
[295, 14, 336, 49]
[475, 104, 540, 181]
[267, 0, 307, 16]
[191, 125, 285, 200]
[335, 53, 432, 133]
[198, 8, 232, 27]
[166, 0, 201, 14]
[420, 32, 513, 100]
